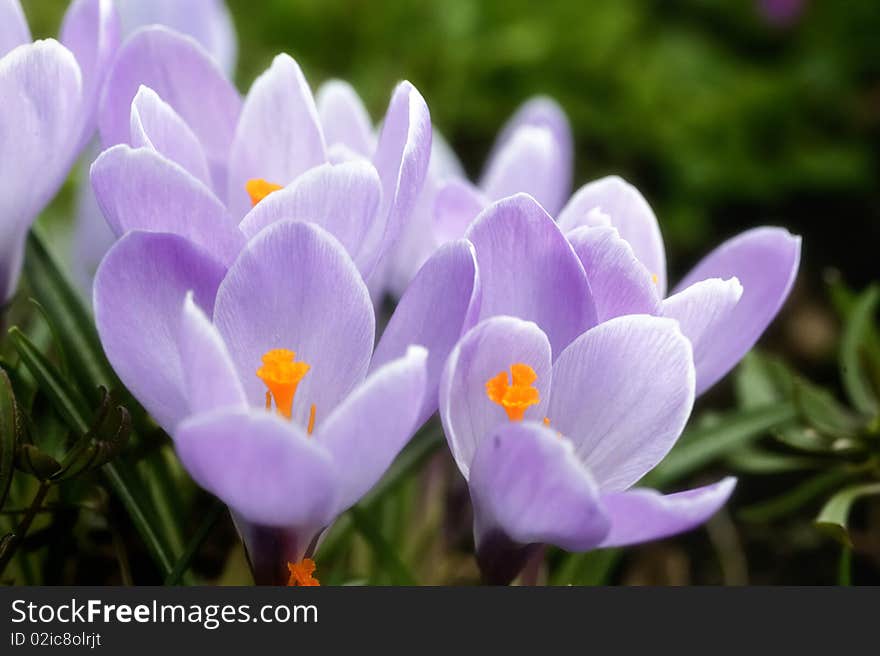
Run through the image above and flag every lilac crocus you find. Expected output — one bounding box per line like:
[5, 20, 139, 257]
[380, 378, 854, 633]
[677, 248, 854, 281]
[88, 27, 430, 285]
[440, 313, 735, 584]
[93, 218, 478, 584]
[0, 0, 119, 301]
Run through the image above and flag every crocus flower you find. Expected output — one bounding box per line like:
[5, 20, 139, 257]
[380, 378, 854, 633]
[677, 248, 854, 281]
[93, 216, 479, 583]
[88, 27, 430, 285]
[0, 0, 119, 301]
[440, 313, 735, 584]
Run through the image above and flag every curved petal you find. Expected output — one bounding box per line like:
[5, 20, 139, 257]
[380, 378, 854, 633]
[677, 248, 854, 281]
[662, 278, 744, 396]
[481, 125, 569, 216]
[368, 81, 432, 270]
[175, 408, 339, 528]
[315, 79, 375, 156]
[115, 0, 237, 76]
[93, 231, 227, 432]
[567, 225, 661, 321]
[372, 240, 481, 426]
[238, 161, 383, 277]
[0, 40, 83, 301]
[470, 422, 609, 552]
[0, 0, 29, 57]
[130, 85, 212, 185]
[90, 145, 244, 265]
[465, 194, 597, 354]
[548, 315, 695, 492]
[60, 0, 121, 149]
[226, 53, 326, 219]
[439, 316, 552, 479]
[177, 292, 247, 416]
[319, 346, 427, 514]
[433, 179, 487, 243]
[558, 176, 668, 296]
[98, 26, 240, 179]
[598, 478, 737, 548]
[214, 221, 375, 427]
[673, 227, 801, 394]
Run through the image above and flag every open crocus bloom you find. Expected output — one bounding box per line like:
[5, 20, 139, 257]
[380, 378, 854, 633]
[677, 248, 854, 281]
[89, 26, 430, 284]
[440, 314, 736, 584]
[0, 0, 119, 301]
[93, 220, 479, 583]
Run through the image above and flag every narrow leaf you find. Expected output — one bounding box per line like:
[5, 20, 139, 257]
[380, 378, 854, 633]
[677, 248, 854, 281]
[348, 506, 417, 585]
[0, 370, 19, 509]
[839, 286, 880, 416]
[815, 482, 880, 547]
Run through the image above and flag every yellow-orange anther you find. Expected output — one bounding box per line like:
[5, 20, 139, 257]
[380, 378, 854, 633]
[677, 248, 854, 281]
[486, 363, 540, 422]
[307, 404, 316, 436]
[246, 178, 283, 206]
[651, 273, 659, 285]
[287, 558, 320, 586]
[257, 349, 310, 419]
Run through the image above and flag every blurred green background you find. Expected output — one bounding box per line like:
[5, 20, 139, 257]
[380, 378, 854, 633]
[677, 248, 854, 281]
[15, 0, 880, 585]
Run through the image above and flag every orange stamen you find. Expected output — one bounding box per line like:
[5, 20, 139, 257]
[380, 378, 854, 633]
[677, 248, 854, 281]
[307, 404, 316, 435]
[246, 178, 283, 206]
[287, 558, 320, 586]
[486, 363, 540, 422]
[257, 349, 310, 419]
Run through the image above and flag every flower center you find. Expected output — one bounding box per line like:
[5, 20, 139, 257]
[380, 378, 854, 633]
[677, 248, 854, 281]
[246, 178, 283, 206]
[287, 558, 320, 586]
[485, 363, 541, 422]
[256, 349, 316, 433]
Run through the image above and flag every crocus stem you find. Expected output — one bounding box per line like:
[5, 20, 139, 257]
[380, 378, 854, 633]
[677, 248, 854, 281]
[518, 545, 547, 586]
[477, 531, 540, 586]
[0, 480, 51, 577]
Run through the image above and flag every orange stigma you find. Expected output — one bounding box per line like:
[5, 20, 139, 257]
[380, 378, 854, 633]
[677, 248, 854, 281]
[257, 349, 310, 420]
[246, 178, 283, 206]
[287, 558, 320, 586]
[486, 363, 540, 422]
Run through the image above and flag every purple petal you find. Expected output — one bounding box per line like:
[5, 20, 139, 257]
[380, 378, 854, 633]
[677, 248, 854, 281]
[315, 79, 375, 156]
[98, 26, 240, 180]
[0, 0, 30, 57]
[673, 227, 801, 394]
[369, 81, 432, 272]
[433, 179, 487, 243]
[481, 125, 569, 216]
[90, 145, 244, 265]
[439, 316, 552, 479]
[567, 225, 661, 321]
[548, 315, 695, 492]
[662, 278, 744, 396]
[226, 53, 326, 219]
[238, 161, 383, 277]
[213, 221, 375, 428]
[465, 194, 597, 354]
[60, 0, 121, 149]
[558, 176, 668, 296]
[372, 240, 481, 426]
[319, 346, 427, 513]
[0, 40, 83, 301]
[469, 421, 609, 552]
[177, 292, 247, 416]
[93, 231, 226, 432]
[130, 85, 212, 185]
[598, 478, 737, 547]
[174, 408, 339, 528]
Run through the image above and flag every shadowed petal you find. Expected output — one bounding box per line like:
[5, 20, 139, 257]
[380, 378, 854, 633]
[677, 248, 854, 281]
[372, 240, 481, 425]
[175, 408, 339, 528]
[662, 277, 743, 396]
[0, 0, 29, 57]
[558, 176, 668, 296]
[316, 79, 375, 156]
[673, 227, 801, 394]
[90, 145, 244, 265]
[439, 316, 552, 479]
[319, 346, 427, 514]
[226, 53, 325, 219]
[567, 225, 661, 321]
[93, 231, 226, 431]
[239, 161, 383, 277]
[598, 478, 737, 547]
[433, 179, 487, 243]
[548, 315, 695, 492]
[214, 221, 375, 427]
[465, 194, 597, 354]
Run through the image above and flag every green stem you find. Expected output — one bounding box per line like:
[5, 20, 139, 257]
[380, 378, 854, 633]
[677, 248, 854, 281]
[0, 481, 51, 577]
[164, 501, 226, 586]
[838, 546, 852, 586]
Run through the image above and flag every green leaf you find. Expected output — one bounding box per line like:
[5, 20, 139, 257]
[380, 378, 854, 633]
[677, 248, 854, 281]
[725, 446, 824, 475]
[0, 370, 20, 510]
[14, 444, 61, 481]
[734, 351, 794, 410]
[839, 286, 880, 416]
[164, 500, 226, 585]
[645, 403, 797, 488]
[550, 548, 621, 586]
[815, 482, 880, 547]
[738, 468, 855, 523]
[793, 378, 863, 440]
[348, 506, 417, 585]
